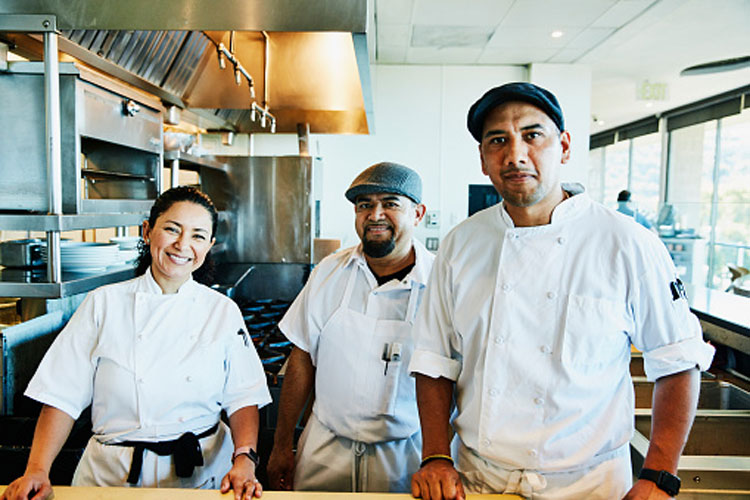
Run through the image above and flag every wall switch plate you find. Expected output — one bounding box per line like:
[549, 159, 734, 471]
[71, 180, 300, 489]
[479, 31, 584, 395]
[426, 210, 440, 228]
[425, 237, 439, 251]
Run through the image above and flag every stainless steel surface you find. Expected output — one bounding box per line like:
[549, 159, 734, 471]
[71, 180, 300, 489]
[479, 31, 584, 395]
[163, 151, 228, 172]
[43, 31, 62, 283]
[0, 0, 367, 31]
[0, 13, 56, 32]
[218, 262, 311, 303]
[0, 213, 147, 231]
[0, 61, 162, 213]
[0, 240, 43, 268]
[634, 379, 750, 410]
[0, 267, 137, 298]
[1, 310, 66, 415]
[0, 0, 373, 134]
[210, 156, 320, 264]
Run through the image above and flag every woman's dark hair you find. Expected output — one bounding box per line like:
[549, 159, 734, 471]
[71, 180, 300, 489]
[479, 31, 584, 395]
[135, 186, 218, 285]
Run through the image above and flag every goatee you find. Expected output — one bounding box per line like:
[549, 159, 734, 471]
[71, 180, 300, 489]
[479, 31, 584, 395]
[363, 238, 395, 258]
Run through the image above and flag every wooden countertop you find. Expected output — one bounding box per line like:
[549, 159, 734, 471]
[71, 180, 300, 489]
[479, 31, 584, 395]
[0, 487, 520, 499]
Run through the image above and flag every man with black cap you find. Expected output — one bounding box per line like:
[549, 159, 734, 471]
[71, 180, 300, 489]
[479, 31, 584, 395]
[408, 83, 714, 500]
[267, 162, 434, 493]
[617, 189, 654, 230]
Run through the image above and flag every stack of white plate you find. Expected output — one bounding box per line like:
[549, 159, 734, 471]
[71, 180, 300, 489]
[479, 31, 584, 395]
[110, 236, 142, 266]
[42, 241, 121, 273]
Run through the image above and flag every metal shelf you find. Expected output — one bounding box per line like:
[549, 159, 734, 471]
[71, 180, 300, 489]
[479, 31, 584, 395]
[0, 266, 137, 298]
[0, 212, 147, 231]
[164, 150, 228, 172]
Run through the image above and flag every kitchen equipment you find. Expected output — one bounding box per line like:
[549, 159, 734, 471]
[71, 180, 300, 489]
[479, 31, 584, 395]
[0, 61, 162, 214]
[0, 239, 44, 268]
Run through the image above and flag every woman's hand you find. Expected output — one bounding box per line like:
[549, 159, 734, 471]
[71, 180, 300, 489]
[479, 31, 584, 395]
[220, 454, 262, 500]
[1, 470, 53, 500]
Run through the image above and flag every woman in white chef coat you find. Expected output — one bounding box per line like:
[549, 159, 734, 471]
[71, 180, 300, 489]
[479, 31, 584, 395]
[1, 187, 271, 500]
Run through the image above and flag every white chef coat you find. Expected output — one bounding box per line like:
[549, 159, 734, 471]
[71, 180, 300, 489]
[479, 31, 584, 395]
[26, 269, 271, 487]
[279, 238, 434, 491]
[409, 186, 714, 494]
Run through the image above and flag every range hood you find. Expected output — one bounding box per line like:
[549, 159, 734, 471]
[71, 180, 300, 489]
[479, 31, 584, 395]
[0, 0, 373, 134]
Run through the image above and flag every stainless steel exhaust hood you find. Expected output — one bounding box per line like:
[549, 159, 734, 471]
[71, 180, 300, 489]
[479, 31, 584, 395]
[0, 0, 373, 134]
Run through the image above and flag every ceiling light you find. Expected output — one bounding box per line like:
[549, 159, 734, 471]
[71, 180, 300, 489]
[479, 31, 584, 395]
[550, 30, 564, 38]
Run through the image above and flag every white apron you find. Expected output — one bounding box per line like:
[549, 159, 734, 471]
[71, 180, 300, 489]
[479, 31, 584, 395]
[295, 263, 422, 492]
[72, 421, 233, 489]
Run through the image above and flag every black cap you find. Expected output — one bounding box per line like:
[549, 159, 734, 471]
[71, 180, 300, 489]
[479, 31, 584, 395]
[345, 162, 422, 204]
[467, 82, 564, 142]
[617, 190, 631, 202]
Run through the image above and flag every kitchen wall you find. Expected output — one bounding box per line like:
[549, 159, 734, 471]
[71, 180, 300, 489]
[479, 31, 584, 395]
[253, 63, 591, 249]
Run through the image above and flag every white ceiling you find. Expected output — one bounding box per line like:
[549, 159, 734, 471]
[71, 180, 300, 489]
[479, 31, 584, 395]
[372, 0, 750, 130]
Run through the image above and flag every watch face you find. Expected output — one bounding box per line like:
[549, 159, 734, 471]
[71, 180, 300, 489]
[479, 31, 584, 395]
[658, 470, 681, 496]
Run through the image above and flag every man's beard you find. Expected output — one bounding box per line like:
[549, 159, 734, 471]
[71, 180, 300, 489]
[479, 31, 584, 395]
[362, 231, 396, 258]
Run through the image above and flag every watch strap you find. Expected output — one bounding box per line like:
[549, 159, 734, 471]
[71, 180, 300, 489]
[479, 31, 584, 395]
[639, 468, 680, 496]
[232, 447, 260, 467]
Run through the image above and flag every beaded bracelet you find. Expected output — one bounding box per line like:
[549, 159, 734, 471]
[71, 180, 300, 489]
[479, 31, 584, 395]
[420, 454, 454, 468]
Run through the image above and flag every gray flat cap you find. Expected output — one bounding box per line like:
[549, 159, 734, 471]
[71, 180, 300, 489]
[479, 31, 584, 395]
[345, 162, 422, 204]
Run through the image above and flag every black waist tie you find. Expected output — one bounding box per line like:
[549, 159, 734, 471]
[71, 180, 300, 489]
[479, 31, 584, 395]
[115, 423, 220, 485]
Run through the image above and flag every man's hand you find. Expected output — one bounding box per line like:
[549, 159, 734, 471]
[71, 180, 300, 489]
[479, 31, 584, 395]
[266, 446, 295, 490]
[0, 470, 53, 500]
[622, 479, 673, 499]
[411, 459, 465, 500]
[220, 455, 262, 499]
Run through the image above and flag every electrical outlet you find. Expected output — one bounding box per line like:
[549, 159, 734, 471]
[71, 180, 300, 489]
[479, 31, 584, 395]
[426, 210, 440, 228]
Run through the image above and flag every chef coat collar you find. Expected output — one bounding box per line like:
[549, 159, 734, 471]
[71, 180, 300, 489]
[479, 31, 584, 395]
[138, 267, 199, 297]
[345, 238, 432, 289]
[498, 182, 589, 228]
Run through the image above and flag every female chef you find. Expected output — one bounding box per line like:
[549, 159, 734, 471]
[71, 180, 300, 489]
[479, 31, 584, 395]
[1, 186, 271, 500]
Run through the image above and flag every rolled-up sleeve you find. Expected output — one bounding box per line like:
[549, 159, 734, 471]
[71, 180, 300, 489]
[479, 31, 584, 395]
[223, 307, 272, 415]
[629, 238, 715, 381]
[409, 254, 462, 381]
[25, 292, 99, 419]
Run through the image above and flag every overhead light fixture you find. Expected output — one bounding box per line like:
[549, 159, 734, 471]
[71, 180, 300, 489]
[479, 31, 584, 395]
[550, 30, 564, 38]
[681, 56, 750, 76]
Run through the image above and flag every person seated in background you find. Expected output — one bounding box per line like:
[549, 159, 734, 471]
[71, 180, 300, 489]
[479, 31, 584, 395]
[1, 186, 271, 500]
[616, 189, 654, 229]
[267, 162, 434, 493]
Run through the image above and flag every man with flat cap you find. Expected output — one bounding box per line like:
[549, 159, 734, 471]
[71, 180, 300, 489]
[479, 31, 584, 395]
[408, 82, 714, 500]
[268, 162, 434, 492]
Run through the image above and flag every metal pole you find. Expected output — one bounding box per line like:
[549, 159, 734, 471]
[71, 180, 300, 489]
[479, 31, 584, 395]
[44, 30, 62, 283]
[171, 158, 180, 188]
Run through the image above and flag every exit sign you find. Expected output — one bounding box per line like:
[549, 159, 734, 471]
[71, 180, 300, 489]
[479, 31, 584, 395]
[636, 80, 669, 101]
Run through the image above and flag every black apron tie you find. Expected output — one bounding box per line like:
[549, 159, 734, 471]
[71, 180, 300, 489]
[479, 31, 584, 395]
[115, 422, 219, 485]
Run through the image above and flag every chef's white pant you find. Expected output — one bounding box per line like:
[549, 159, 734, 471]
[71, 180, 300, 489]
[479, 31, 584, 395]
[294, 413, 421, 492]
[71, 421, 233, 489]
[457, 441, 632, 500]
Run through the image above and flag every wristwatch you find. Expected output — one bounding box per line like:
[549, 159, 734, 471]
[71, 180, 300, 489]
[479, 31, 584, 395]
[638, 468, 681, 496]
[232, 447, 260, 467]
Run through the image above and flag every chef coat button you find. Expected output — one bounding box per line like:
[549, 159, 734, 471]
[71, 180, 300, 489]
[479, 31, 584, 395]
[178, 417, 185, 422]
[137, 334, 143, 341]
[489, 388, 498, 397]
[502, 283, 512, 292]
[137, 378, 144, 384]
[186, 376, 193, 382]
[534, 397, 544, 406]
[546, 291, 556, 299]
[483, 439, 491, 447]
[528, 449, 538, 457]
[495, 336, 505, 345]
[557, 237, 566, 245]
[540, 345, 551, 354]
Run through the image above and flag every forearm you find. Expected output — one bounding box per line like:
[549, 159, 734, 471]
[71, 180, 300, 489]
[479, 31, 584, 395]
[273, 347, 315, 448]
[643, 367, 700, 472]
[415, 374, 454, 457]
[25, 405, 75, 475]
[228, 405, 260, 451]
